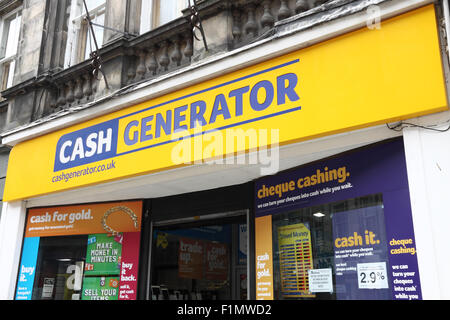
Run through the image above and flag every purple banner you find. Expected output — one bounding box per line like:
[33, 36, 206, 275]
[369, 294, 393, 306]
[333, 206, 391, 300]
[254, 138, 422, 300]
[384, 189, 422, 300]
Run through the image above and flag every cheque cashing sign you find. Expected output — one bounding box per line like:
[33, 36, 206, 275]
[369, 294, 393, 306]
[3, 5, 448, 202]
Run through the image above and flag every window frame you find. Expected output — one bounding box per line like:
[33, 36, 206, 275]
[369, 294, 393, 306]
[140, 0, 188, 34]
[64, 0, 106, 68]
[0, 7, 22, 91]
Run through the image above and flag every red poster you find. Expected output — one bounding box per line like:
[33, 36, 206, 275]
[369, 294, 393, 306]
[178, 238, 204, 279]
[118, 232, 141, 300]
[205, 242, 228, 281]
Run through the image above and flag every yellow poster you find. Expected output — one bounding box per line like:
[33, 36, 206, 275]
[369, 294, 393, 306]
[277, 223, 314, 298]
[255, 216, 274, 300]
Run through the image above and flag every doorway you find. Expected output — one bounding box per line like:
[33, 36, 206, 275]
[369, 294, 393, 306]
[149, 211, 248, 300]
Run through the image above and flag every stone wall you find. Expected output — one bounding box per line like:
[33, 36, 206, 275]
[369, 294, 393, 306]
[14, 0, 45, 83]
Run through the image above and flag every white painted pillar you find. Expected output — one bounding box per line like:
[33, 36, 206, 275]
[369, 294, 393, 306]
[0, 201, 27, 300]
[403, 124, 450, 299]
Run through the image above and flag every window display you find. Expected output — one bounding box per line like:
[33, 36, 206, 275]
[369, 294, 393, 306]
[254, 139, 422, 300]
[272, 194, 390, 300]
[15, 201, 142, 300]
[151, 217, 247, 300]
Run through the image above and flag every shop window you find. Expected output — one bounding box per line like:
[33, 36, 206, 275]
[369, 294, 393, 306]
[151, 215, 248, 300]
[140, 0, 188, 34]
[254, 139, 422, 300]
[64, 0, 105, 67]
[0, 9, 21, 92]
[31, 236, 87, 300]
[272, 194, 389, 300]
[15, 201, 143, 300]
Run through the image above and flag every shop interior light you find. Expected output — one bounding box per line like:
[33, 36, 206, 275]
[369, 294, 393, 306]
[313, 212, 325, 218]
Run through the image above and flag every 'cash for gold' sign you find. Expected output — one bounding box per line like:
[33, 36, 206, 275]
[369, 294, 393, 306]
[24, 201, 142, 237]
[4, 5, 447, 202]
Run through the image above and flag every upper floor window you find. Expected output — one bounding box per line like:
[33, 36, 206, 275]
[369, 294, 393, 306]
[140, 0, 188, 34]
[63, 0, 188, 68]
[0, 9, 21, 91]
[65, 0, 105, 68]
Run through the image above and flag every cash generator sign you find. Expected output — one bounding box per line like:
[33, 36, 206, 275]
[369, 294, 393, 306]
[4, 4, 447, 201]
[52, 68, 300, 174]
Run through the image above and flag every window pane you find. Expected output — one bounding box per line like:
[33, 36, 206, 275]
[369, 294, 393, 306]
[271, 193, 391, 300]
[5, 13, 21, 58]
[1, 12, 21, 59]
[6, 59, 15, 88]
[140, 0, 152, 34]
[1, 60, 15, 90]
[1, 61, 10, 90]
[31, 236, 87, 300]
[84, 13, 104, 60]
[152, 221, 246, 300]
[0, 20, 10, 58]
[158, 1, 177, 26]
[82, 0, 105, 13]
[157, 0, 186, 27]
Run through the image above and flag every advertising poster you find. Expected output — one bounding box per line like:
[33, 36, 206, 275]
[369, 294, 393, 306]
[384, 188, 422, 300]
[255, 216, 274, 300]
[332, 205, 391, 300]
[205, 242, 229, 281]
[85, 233, 122, 276]
[238, 224, 247, 265]
[16, 201, 142, 300]
[178, 238, 204, 279]
[277, 223, 314, 298]
[81, 276, 120, 300]
[15, 237, 40, 300]
[118, 232, 141, 300]
[387, 238, 421, 300]
[308, 268, 333, 293]
[24, 201, 142, 238]
[178, 237, 229, 281]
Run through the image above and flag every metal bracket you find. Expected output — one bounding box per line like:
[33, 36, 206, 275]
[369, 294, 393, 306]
[88, 21, 138, 38]
[82, 0, 110, 89]
[188, 0, 209, 51]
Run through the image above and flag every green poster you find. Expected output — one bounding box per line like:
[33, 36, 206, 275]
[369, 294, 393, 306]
[81, 276, 120, 300]
[84, 233, 122, 276]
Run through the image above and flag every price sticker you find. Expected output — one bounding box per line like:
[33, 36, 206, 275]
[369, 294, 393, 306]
[357, 262, 388, 289]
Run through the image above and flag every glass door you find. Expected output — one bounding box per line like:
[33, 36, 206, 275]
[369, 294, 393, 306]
[150, 212, 248, 300]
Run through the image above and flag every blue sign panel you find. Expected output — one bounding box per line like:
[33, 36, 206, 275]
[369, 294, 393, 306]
[54, 119, 119, 172]
[15, 237, 40, 300]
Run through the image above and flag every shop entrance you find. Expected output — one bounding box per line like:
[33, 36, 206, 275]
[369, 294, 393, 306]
[149, 211, 248, 300]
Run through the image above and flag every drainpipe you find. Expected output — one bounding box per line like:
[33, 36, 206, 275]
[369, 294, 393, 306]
[443, 0, 450, 64]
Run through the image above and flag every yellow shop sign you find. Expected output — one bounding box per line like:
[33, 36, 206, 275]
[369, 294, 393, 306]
[4, 4, 447, 202]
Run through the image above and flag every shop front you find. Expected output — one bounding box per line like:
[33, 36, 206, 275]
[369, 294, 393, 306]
[14, 184, 252, 301]
[15, 201, 143, 300]
[0, 4, 449, 300]
[254, 138, 421, 300]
